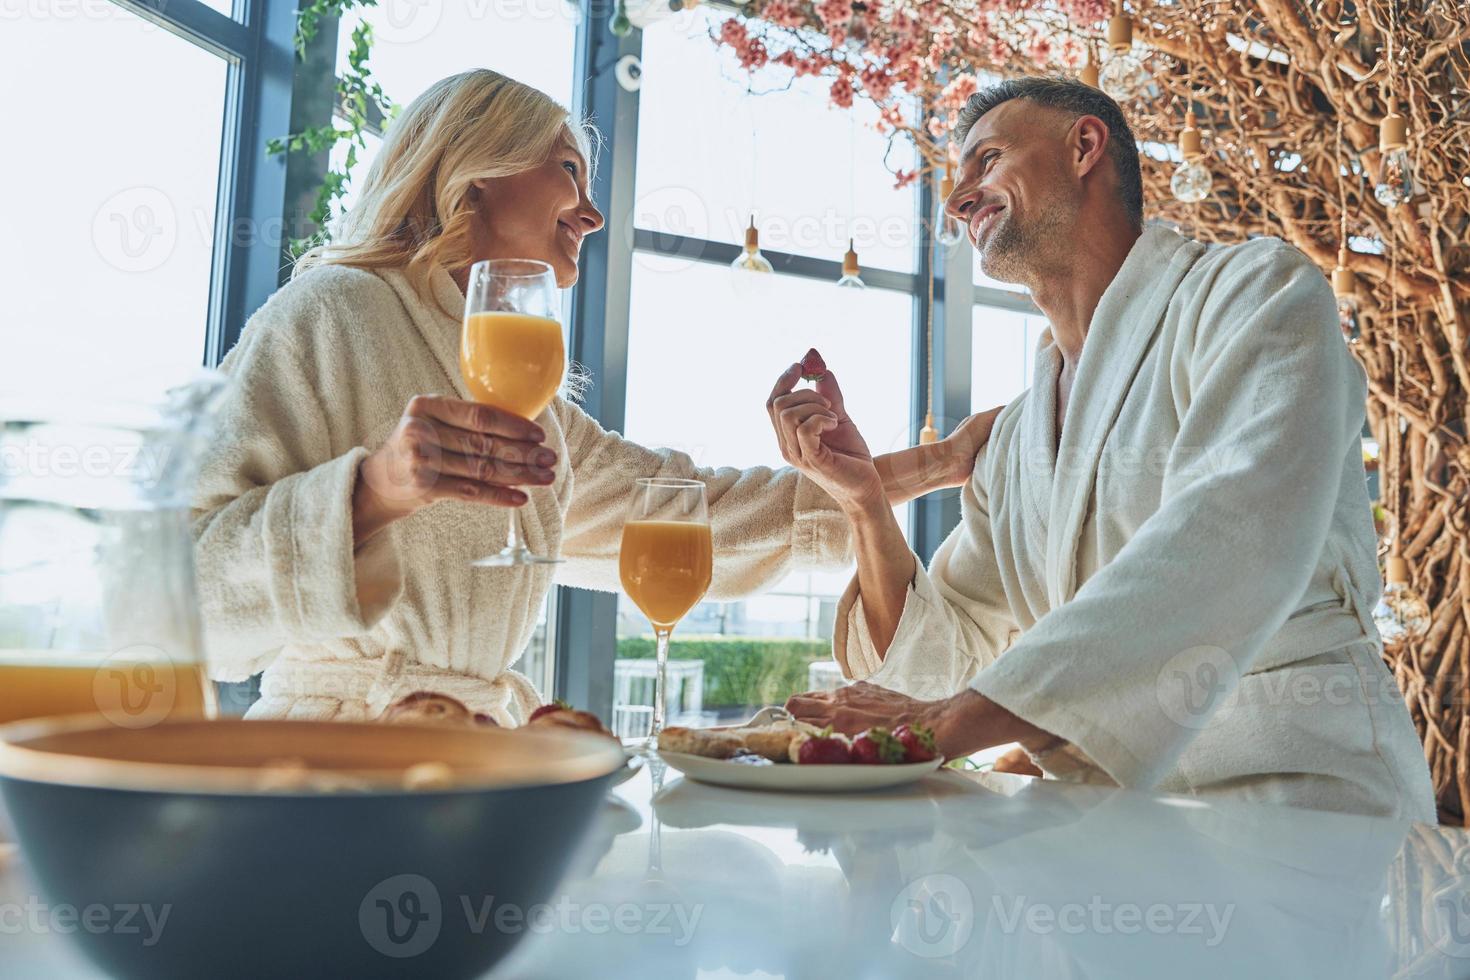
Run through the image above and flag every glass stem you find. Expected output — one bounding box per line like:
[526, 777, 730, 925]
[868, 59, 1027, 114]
[653, 627, 672, 735]
[506, 510, 527, 555]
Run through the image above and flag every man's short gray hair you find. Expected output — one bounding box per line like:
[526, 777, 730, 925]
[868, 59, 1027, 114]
[955, 76, 1144, 228]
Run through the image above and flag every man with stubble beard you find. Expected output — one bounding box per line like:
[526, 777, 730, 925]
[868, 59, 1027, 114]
[766, 77, 1433, 821]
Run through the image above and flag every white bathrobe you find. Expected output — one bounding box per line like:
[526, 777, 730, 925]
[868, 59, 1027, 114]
[193, 263, 851, 725]
[836, 226, 1436, 823]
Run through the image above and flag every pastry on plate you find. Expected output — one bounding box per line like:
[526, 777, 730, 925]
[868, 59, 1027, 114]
[657, 726, 746, 759]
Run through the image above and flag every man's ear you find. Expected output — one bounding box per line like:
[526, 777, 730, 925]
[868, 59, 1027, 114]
[1071, 115, 1111, 179]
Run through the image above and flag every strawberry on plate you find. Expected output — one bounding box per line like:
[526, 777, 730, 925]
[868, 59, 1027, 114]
[799, 347, 827, 382]
[851, 727, 906, 765]
[790, 727, 853, 765]
[527, 699, 570, 723]
[892, 723, 938, 763]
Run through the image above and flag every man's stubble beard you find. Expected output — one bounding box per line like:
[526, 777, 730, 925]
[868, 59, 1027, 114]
[976, 199, 1075, 289]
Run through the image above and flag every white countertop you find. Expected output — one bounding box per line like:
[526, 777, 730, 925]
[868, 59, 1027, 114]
[5, 762, 1470, 978]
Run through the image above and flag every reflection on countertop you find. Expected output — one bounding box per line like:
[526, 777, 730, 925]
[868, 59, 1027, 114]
[3, 764, 1468, 978]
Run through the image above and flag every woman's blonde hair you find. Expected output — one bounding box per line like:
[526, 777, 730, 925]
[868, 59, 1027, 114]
[294, 69, 595, 299]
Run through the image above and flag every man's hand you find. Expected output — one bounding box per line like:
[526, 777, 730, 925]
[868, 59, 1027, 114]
[767, 356, 884, 516]
[786, 682, 1050, 760]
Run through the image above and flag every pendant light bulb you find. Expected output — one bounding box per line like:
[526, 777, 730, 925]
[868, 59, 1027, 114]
[1170, 110, 1211, 203]
[1373, 113, 1414, 208]
[934, 169, 965, 247]
[1079, 50, 1100, 89]
[1100, 2, 1148, 101]
[1373, 556, 1431, 643]
[731, 216, 774, 274]
[610, 0, 632, 37]
[1332, 248, 1360, 342]
[837, 239, 866, 288]
[919, 412, 939, 445]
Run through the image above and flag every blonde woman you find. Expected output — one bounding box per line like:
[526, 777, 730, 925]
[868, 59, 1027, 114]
[193, 69, 989, 725]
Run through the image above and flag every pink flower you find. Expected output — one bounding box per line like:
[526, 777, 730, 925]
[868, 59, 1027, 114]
[927, 115, 948, 138]
[797, 54, 829, 76]
[859, 63, 893, 100]
[937, 73, 979, 110]
[738, 37, 770, 70]
[761, 0, 807, 29]
[987, 36, 1010, 65]
[773, 49, 801, 70]
[719, 18, 748, 47]
[830, 74, 855, 108]
[816, 0, 852, 29]
[893, 169, 919, 189]
[880, 103, 906, 129]
[1027, 33, 1053, 66]
[1057, 35, 1085, 69]
[828, 26, 847, 47]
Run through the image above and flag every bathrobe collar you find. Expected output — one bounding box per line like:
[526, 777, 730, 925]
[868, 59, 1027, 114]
[378, 265, 473, 401]
[1043, 225, 1207, 606]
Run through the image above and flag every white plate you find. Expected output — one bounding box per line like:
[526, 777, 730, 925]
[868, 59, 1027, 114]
[657, 751, 943, 793]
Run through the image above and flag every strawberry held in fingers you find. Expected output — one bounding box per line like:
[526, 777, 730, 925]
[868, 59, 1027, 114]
[851, 727, 906, 765]
[892, 723, 938, 763]
[800, 347, 827, 382]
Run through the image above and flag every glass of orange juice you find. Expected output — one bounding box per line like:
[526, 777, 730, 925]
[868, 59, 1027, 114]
[461, 258, 566, 567]
[619, 479, 712, 742]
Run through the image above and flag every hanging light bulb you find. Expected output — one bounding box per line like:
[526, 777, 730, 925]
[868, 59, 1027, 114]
[1170, 110, 1211, 203]
[1373, 556, 1431, 643]
[837, 239, 866, 288]
[1373, 113, 1413, 208]
[1079, 52, 1100, 89]
[609, 0, 632, 37]
[1332, 248, 1361, 342]
[934, 168, 964, 246]
[1100, 1, 1148, 101]
[731, 216, 774, 274]
[919, 412, 939, 444]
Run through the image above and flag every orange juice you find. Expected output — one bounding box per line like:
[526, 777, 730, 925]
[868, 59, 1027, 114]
[0, 653, 215, 728]
[460, 312, 565, 419]
[619, 521, 713, 630]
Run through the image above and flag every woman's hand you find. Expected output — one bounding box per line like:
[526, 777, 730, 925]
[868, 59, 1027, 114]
[766, 360, 884, 517]
[353, 395, 557, 544]
[874, 405, 1004, 505]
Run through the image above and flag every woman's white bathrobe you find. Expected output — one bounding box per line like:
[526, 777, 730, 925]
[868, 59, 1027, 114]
[194, 264, 851, 724]
[837, 226, 1436, 822]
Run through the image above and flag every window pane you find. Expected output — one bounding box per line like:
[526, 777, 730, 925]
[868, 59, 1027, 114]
[971, 305, 1044, 410]
[338, 0, 577, 109]
[613, 256, 912, 729]
[0, 9, 227, 396]
[636, 8, 919, 273]
[198, 0, 239, 19]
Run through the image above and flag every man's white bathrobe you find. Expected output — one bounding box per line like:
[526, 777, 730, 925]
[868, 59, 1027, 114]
[194, 264, 851, 725]
[836, 226, 1436, 822]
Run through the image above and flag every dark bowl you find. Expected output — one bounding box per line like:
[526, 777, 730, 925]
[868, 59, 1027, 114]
[0, 717, 625, 980]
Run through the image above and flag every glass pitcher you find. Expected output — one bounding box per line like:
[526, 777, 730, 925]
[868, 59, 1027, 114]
[0, 372, 228, 731]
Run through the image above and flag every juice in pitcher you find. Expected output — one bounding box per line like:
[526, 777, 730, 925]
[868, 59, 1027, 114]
[0, 651, 215, 729]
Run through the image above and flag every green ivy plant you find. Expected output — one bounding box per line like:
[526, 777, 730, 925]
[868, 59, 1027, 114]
[266, 0, 395, 256]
